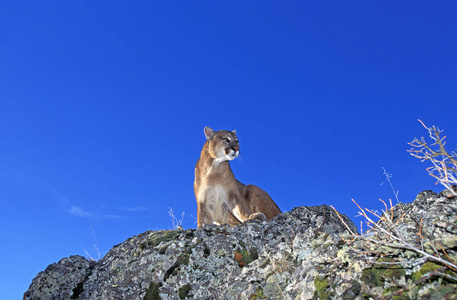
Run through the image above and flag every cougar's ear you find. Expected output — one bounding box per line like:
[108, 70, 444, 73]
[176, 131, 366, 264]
[232, 129, 237, 135]
[204, 127, 216, 140]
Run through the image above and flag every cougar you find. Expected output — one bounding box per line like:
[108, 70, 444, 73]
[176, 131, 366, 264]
[194, 126, 281, 227]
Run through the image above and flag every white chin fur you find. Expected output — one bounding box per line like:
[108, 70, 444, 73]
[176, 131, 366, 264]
[226, 150, 239, 161]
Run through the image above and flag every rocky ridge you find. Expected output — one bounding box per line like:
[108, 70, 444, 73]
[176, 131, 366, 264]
[25, 189, 457, 299]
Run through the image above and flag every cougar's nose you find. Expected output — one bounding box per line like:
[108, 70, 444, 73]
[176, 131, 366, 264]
[232, 146, 239, 152]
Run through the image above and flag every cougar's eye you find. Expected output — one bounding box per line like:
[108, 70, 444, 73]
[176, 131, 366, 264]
[223, 137, 230, 143]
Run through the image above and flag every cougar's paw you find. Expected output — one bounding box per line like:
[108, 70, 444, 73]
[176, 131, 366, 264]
[248, 212, 267, 221]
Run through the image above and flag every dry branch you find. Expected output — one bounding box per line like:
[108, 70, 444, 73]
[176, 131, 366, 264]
[409, 120, 457, 196]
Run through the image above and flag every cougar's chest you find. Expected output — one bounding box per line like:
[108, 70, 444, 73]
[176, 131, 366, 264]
[198, 185, 229, 220]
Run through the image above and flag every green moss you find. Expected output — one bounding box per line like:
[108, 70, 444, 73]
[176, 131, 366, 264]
[314, 276, 330, 300]
[149, 230, 181, 247]
[360, 268, 381, 287]
[242, 248, 258, 265]
[249, 287, 266, 299]
[361, 292, 374, 300]
[184, 243, 194, 255]
[412, 261, 443, 282]
[234, 247, 259, 267]
[249, 248, 259, 261]
[242, 249, 252, 264]
[360, 258, 406, 288]
[427, 284, 457, 298]
[144, 281, 162, 300]
[178, 284, 191, 299]
[382, 286, 408, 300]
[150, 230, 181, 247]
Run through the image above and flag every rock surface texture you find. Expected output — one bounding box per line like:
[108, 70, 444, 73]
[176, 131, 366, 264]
[25, 190, 457, 299]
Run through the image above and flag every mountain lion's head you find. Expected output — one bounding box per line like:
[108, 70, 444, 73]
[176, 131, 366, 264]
[204, 126, 239, 162]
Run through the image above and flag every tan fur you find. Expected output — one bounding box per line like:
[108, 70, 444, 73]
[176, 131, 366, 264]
[194, 127, 281, 227]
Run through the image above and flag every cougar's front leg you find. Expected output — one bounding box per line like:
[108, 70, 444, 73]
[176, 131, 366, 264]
[227, 193, 266, 223]
[197, 203, 213, 227]
[226, 211, 242, 226]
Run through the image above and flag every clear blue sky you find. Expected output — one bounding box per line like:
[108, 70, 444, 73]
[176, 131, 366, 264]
[1, 1, 456, 298]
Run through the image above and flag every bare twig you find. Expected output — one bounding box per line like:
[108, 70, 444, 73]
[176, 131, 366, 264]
[409, 120, 457, 196]
[332, 199, 457, 273]
[382, 167, 400, 203]
[330, 205, 356, 236]
[168, 207, 185, 229]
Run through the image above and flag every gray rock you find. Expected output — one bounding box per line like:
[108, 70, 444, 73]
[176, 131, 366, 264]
[24, 255, 94, 300]
[24, 192, 457, 299]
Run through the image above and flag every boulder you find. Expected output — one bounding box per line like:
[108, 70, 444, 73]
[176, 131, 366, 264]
[24, 191, 457, 299]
